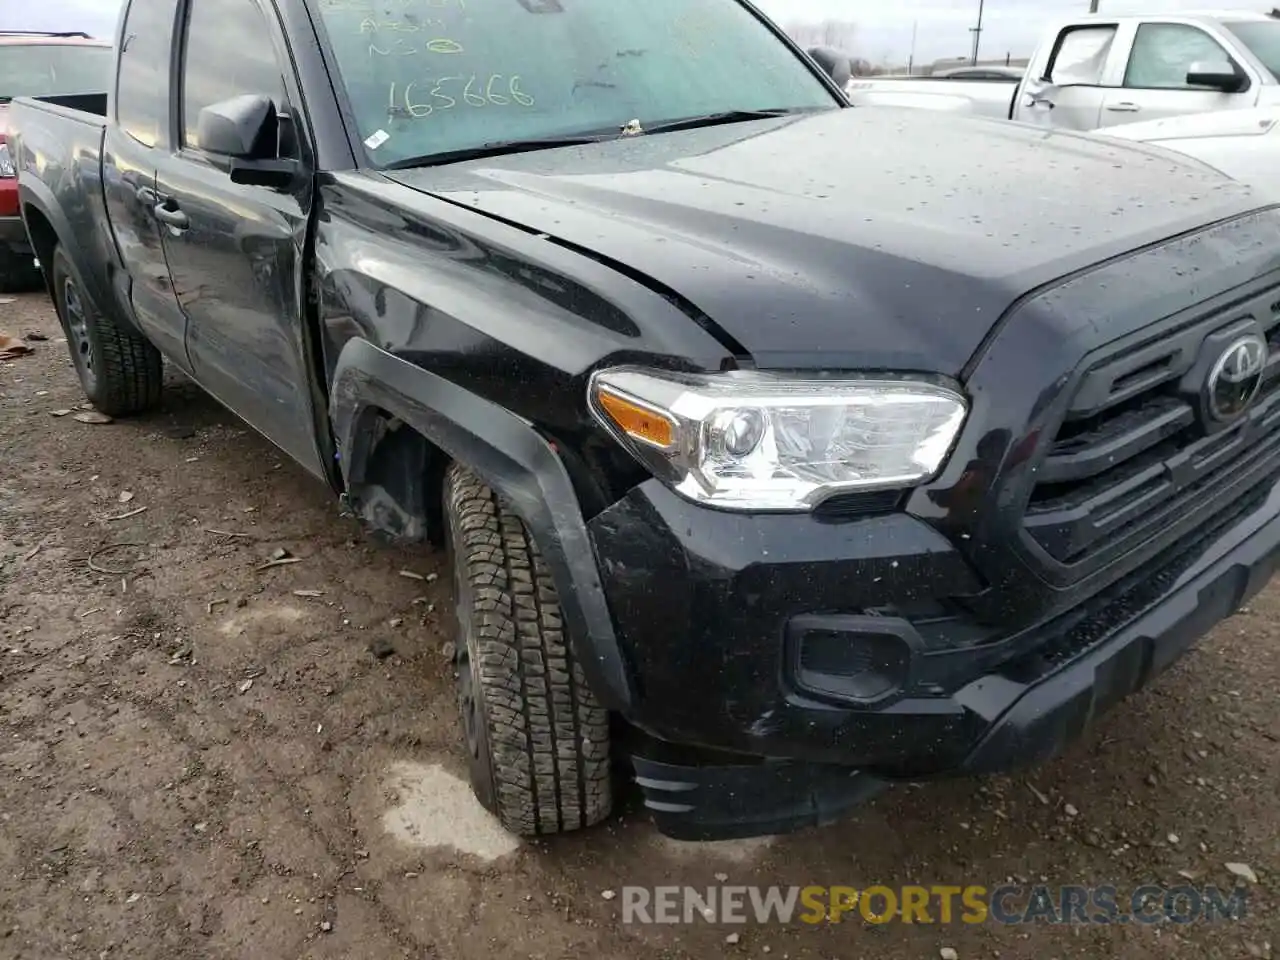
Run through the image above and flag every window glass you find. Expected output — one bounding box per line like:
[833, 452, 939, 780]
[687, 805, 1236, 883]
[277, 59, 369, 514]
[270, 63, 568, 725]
[313, 0, 839, 168]
[0, 44, 113, 99]
[181, 0, 287, 149]
[1124, 23, 1233, 89]
[1223, 20, 1280, 80]
[1048, 25, 1117, 85]
[117, 0, 179, 147]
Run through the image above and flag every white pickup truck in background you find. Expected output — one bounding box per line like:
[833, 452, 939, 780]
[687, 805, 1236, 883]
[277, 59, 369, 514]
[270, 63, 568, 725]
[1103, 105, 1280, 194]
[845, 11, 1280, 132]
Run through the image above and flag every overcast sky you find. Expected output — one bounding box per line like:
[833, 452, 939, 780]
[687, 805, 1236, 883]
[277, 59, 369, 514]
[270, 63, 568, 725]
[752, 0, 1275, 64]
[0, 0, 120, 37]
[2, 0, 1274, 65]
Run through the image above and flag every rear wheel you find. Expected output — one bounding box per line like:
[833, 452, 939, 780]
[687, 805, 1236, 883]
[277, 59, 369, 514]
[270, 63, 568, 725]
[51, 245, 162, 416]
[443, 461, 612, 835]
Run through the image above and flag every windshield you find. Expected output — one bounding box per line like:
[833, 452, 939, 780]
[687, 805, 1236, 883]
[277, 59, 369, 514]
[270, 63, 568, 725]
[1224, 20, 1280, 79]
[311, 0, 839, 168]
[0, 43, 112, 100]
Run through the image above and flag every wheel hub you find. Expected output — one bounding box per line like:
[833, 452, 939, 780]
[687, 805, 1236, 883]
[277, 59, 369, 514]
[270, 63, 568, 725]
[455, 636, 482, 760]
[63, 277, 96, 388]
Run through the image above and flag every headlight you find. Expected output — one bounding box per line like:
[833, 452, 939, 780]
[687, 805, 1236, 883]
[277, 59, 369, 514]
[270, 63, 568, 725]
[0, 142, 15, 179]
[588, 367, 968, 511]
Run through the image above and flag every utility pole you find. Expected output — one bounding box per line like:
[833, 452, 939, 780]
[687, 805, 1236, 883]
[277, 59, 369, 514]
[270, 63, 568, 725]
[969, 0, 985, 65]
[1089, 0, 1100, 11]
[908, 20, 918, 75]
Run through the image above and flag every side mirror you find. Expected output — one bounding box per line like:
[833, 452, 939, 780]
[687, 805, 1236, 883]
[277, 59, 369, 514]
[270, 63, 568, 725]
[1186, 60, 1246, 93]
[196, 92, 299, 189]
[197, 93, 276, 158]
[806, 46, 852, 89]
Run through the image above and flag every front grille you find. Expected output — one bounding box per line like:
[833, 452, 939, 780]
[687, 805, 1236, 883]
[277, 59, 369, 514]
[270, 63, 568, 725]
[1010, 478, 1271, 681]
[1023, 284, 1280, 567]
[898, 473, 1275, 698]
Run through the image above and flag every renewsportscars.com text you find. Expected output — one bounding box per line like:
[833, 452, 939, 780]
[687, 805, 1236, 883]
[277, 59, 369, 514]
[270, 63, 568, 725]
[620, 884, 1249, 926]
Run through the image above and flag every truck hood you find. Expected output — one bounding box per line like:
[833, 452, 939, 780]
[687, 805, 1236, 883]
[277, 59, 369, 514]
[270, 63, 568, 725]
[387, 107, 1262, 374]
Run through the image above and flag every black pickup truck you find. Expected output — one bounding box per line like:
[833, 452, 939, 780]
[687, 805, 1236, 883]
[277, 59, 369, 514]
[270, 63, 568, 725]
[12, 0, 1280, 842]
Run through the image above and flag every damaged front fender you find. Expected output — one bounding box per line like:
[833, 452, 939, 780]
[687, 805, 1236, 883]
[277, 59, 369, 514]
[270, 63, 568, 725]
[329, 336, 634, 710]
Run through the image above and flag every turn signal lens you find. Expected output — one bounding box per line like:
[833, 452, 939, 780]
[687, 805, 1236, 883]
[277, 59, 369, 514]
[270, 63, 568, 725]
[596, 388, 677, 449]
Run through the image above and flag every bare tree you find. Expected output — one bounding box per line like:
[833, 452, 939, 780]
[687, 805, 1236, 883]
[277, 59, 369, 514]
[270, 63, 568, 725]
[821, 18, 856, 49]
[783, 18, 858, 53]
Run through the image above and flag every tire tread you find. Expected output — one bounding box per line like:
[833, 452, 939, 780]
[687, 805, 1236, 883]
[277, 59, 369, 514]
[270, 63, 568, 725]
[53, 246, 162, 416]
[446, 462, 611, 835]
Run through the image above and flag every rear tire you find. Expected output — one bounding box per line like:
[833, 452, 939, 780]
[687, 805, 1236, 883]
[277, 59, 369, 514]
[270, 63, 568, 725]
[444, 461, 612, 836]
[51, 244, 162, 416]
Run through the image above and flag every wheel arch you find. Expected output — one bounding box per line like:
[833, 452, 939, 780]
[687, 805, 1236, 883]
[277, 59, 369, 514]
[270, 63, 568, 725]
[329, 337, 633, 711]
[18, 179, 110, 318]
[20, 203, 59, 301]
[19, 182, 146, 343]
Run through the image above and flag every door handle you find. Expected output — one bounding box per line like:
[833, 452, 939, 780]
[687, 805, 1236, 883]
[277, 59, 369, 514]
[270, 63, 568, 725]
[1106, 101, 1141, 112]
[153, 202, 189, 231]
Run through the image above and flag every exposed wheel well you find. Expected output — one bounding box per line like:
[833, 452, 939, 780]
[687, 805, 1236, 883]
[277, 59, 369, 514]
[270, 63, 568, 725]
[346, 406, 618, 547]
[328, 339, 634, 709]
[345, 407, 448, 545]
[22, 204, 58, 298]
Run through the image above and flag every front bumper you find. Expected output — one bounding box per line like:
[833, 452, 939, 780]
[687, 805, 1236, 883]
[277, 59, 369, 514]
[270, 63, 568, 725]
[588, 476, 1280, 840]
[578, 212, 1280, 840]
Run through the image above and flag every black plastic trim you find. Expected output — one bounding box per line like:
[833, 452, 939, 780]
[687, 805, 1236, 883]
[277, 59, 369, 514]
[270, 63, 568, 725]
[963, 480, 1280, 773]
[329, 337, 632, 710]
[631, 754, 887, 841]
[786, 614, 922, 707]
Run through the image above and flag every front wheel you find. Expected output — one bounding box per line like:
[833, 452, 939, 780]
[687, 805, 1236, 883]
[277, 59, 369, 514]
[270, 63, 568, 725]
[443, 461, 612, 835]
[51, 245, 162, 416]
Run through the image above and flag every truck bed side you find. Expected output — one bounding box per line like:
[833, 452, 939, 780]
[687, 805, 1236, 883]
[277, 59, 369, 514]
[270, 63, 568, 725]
[10, 94, 124, 321]
[844, 76, 1019, 119]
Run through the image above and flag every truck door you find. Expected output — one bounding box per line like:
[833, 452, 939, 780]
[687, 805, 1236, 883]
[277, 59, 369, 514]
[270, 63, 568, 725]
[1096, 22, 1259, 129]
[101, 0, 191, 371]
[153, 0, 325, 479]
[1020, 24, 1120, 131]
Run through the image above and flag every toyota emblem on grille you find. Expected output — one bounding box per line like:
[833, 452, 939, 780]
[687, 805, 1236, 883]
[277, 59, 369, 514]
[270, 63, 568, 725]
[1207, 333, 1268, 422]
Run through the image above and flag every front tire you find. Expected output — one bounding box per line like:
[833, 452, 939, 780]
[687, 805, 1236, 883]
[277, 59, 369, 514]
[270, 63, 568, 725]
[444, 461, 612, 836]
[51, 245, 162, 416]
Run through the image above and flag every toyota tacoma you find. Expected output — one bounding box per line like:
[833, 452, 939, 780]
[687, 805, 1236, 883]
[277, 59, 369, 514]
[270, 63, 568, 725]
[10, 0, 1280, 841]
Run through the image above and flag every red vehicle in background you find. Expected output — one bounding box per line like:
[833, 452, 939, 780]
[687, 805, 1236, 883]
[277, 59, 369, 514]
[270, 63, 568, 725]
[0, 31, 111, 290]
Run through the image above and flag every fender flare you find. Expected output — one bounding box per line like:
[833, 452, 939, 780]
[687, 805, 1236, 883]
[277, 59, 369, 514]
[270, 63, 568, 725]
[17, 179, 115, 314]
[329, 337, 634, 711]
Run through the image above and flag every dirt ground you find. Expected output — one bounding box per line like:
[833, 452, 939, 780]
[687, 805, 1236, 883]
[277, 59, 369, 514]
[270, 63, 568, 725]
[0, 290, 1276, 960]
